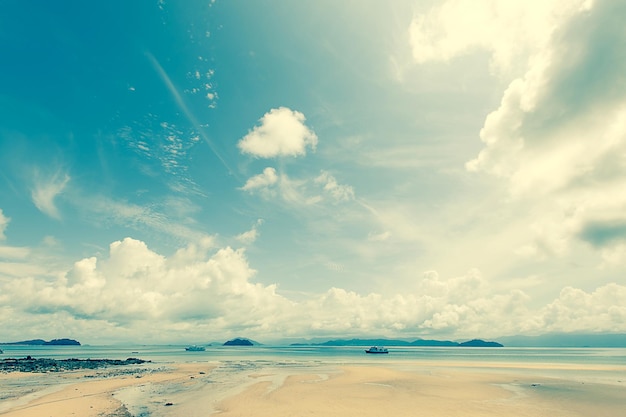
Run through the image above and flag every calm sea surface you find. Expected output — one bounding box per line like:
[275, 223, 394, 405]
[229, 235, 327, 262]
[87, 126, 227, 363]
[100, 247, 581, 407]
[2, 344, 626, 367]
[2, 345, 625, 416]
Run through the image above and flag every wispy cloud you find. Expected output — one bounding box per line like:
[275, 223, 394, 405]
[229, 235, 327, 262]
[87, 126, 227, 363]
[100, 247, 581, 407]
[145, 51, 233, 175]
[86, 195, 213, 244]
[241, 168, 356, 208]
[236, 219, 264, 245]
[0, 209, 8, 240]
[30, 169, 70, 219]
[118, 117, 204, 196]
[314, 170, 355, 203]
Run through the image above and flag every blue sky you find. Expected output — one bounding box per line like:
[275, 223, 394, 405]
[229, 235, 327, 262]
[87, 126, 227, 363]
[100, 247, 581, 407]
[1, 0, 625, 344]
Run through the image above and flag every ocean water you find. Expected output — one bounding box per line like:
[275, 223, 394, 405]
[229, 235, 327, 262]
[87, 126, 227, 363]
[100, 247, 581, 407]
[2, 345, 625, 416]
[2, 344, 626, 367]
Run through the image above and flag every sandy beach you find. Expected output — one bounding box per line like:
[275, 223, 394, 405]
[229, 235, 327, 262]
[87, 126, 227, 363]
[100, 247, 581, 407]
[1, 361, 625, 417]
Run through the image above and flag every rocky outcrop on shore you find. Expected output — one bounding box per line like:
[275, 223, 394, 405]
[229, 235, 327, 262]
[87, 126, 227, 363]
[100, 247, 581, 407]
[0, 357, 149, 373]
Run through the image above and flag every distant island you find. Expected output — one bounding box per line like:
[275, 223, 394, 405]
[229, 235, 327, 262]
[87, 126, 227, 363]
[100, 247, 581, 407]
[223, 337, 254, 346]
[0, 338, 81, 346]
[291, 338, 503, 347]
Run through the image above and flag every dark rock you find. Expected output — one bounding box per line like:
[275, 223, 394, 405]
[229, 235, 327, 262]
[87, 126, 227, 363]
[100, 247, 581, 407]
[0, 357, 150, 373]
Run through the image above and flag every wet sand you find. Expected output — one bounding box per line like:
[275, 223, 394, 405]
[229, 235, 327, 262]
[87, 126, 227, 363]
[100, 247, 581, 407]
[217, 365, 626, 417]
[1, 361, 625, 416]
[0, 363, 215, 417]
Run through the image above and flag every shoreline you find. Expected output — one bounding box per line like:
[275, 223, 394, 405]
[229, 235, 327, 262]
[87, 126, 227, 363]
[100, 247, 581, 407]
[1, 360, 625, 416]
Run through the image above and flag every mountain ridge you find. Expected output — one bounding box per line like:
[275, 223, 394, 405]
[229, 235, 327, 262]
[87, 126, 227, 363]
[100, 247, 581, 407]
[291, 338, 503, 347]
[0, 338, 80, 346]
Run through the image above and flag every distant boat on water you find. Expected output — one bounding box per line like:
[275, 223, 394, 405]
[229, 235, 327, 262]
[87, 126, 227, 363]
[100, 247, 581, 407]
[185, 345, 206, 351]
[365, 346, 388, 354]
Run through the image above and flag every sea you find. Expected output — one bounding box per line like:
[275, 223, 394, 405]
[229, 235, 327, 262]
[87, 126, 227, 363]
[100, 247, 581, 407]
[2, 345, 625, 416]
[2, 344, 626, 376]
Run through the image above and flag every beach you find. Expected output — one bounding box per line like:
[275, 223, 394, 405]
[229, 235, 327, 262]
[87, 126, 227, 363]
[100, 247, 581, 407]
[1, 357, 625, 417]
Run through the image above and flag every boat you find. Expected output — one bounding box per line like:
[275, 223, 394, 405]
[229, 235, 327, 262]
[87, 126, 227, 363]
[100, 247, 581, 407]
[365, 346, 388, 354]
[185, 345, 206, 351]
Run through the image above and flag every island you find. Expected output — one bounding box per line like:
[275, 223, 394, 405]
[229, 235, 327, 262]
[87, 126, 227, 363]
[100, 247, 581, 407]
[0, 338, 81, 346]
[291, 338, 503, 347]
[223, 338, 254, 346]
[459, 339, 503, 347]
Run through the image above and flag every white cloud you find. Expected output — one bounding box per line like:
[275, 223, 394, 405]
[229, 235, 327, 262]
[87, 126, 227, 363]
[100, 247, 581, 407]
[241, 167, 278, 191]
[2, 238, 626, 342]
[0, 209, 8, 240]
[31, 170, 70, 219]
[409, 0, 592, 75]
[241, 168, 357, 209]
[238, 107, 318, 158]
[463, 0, 626, 256]
[0, 246, 30, 259]
[5, 238, 289, 334]
[236, 219, 264, 245]
[409, 0, 626, 260]
[314, 171, 355, 202]
[537, 283, 626, 334]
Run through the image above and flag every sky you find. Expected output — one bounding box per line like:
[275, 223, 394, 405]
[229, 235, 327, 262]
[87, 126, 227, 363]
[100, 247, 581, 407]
[1, 0, 625, 344]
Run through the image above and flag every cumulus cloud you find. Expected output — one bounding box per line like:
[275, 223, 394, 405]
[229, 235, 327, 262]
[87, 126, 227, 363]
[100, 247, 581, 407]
[4, 238, 290, 334]
[408, 0, 626, 257]
[2, 238, 626, 342]
[299, 271, 626, 339]
[463, 0, 626, 254]
[31, 170, 70, 219]
[0, 209, 8, 240]
[537, 284, 626, 334]
[238, 107, 318, 158]
[409, 0, 591, 74]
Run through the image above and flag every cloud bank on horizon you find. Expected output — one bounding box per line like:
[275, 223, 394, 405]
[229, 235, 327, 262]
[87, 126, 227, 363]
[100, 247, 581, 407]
[1, 0, 625, 343]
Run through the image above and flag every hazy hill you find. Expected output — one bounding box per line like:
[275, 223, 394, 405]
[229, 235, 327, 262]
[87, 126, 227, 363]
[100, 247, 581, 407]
[293, 338, 502, 347]
[498, 333, 626, 347]
[0, 338, 81, 346]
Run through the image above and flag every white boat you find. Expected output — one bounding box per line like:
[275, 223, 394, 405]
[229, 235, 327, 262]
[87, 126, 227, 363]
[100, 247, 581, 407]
[185, 345, 206, 351]
[365, 346, 389, 354]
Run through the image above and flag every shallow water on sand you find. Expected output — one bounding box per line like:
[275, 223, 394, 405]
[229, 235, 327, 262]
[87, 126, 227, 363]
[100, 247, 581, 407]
[2, 344, 626, 365]
[2, 345, 625, 416]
